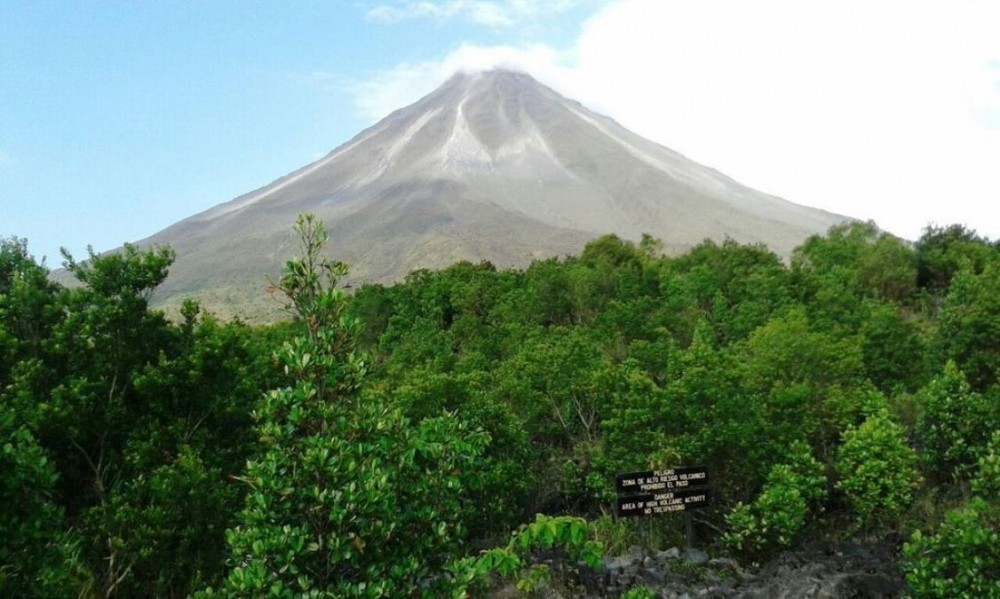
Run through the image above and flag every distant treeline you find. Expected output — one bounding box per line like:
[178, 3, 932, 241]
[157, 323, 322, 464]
[2, 219, 998, 597]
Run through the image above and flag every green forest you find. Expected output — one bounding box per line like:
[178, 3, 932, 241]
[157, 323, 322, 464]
[2, 215, 999, 597]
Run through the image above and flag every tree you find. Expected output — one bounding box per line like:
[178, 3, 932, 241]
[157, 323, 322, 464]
[835, 408, 921, 532]
[0, 404, 80, 597]
[859, 300, 927, 393]
[207, 215, 488, 596]
[3, 240, 271, 596]
[790, 221, 917, 331]
[384, 368, 534, 538]
[9, 243, 178, 596]
[734, 308, 866, 453]
[934, 264, 1000, 390]
[724, 441, 827, 561]
[0, 237, 60, 365]
[903, 498, 1000, 598]
[665, 321, 772, 502]
[93, 309, 270, 597]
[971, 431, 1000, 499]
[916, 362, 998, 481]
[915, 224, 996, 293]
[856, 232, 917, 303]
[668, 238, 791, 343]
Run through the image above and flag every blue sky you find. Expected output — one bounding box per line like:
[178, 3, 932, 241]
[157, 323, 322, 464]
[2, 1, 998, 265]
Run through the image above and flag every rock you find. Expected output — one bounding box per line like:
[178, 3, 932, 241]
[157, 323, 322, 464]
[642, 567, 666, 583]
[603, 555, 637, 572]
[708, 557, 739, 572]
[836, 541, 873, 561]
[658, 547, 682, 561]
[485, 539, 904, 598]
[681, 548, 709, 565]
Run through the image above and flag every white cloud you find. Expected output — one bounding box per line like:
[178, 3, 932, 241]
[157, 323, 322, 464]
[354, 0, 1000, 240]
[350, 42, 576, 121]
[574, 0, 1000, 240]
[972, 61, 1000, 129]
[366, 0, 579, 27]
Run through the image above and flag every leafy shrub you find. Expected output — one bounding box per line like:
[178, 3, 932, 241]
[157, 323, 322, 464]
[724, 441, 826, 559]
[903, 498, 1000, 598]
[916, 362, 998, 481]
[971, 431, 1000, 499]
[934, 265, 1000, 390]
[446, 514, 603, 596]
[835, 410, 921, 532]
[621, 586, 658, 599]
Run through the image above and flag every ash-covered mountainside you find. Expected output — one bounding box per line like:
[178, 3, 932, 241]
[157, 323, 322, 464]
[134, 69, 849, 318]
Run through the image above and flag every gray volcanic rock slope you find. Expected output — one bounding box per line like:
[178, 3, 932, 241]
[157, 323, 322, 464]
[138, 69, 848, 319]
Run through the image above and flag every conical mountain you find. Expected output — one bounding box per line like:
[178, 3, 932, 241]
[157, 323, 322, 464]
[137, 69, 848, 319]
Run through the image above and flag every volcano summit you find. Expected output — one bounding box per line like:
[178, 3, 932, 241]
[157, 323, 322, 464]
[134, 69, 848, 319]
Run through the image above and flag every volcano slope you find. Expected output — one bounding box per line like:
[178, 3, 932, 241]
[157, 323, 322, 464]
[124, 69, 848, 319]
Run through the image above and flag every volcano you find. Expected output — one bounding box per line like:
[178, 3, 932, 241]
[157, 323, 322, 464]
[135, 69, 848, 319]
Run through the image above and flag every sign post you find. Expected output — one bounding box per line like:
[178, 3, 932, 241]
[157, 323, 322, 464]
[614, 466, 710, 547]
[615, 466, 709, 497]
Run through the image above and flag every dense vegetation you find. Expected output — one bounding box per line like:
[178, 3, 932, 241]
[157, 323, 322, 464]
[2, 217, 999, 597]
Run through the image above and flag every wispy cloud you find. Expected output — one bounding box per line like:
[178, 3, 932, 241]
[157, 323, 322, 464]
[349, 42, 576, 121]
[365, 0, 579, 27]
